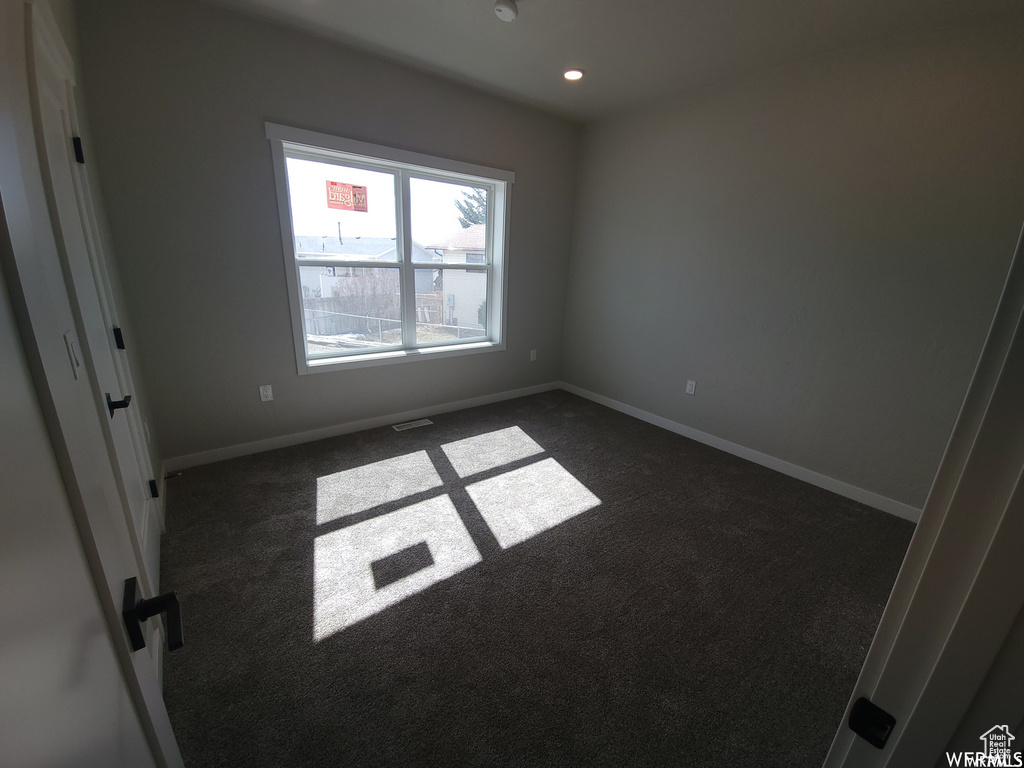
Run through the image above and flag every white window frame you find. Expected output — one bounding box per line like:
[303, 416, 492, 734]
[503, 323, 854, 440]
[266, 122, 514, 374]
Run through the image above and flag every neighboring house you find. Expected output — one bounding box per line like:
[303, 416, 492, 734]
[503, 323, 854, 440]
[294, 236, 436, 299]
[425, 225, 488, 331]
[295, 235, 469, 344]
[296, 232, 488, 337]
[425, 224, 487, 264]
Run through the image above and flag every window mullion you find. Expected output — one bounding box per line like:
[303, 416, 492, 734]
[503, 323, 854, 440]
[398, 170, 417, 348]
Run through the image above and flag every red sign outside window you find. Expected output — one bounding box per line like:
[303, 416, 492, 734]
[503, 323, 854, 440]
[326, 181, 368, 212]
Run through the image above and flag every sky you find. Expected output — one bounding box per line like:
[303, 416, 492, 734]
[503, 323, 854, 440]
[286, 157, 482, 247]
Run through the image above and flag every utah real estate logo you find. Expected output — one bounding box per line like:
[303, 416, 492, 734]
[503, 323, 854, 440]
[946, 725, 1022, 767]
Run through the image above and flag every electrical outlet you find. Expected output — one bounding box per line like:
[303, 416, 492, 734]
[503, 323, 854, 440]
[686, 380, 696, 396]
[259, 384, 273, 402]
[530, 349, 537, 362]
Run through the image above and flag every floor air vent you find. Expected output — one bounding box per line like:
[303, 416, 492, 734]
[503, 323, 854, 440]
[392, 418, 433, 432]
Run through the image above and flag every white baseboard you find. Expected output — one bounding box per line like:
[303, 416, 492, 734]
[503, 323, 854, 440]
[163, 382, 561, 472]
[558, 382, 922, 523]
[163, 379, 921, 523]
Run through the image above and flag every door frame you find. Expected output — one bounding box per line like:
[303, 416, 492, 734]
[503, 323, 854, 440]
[26, 0, 163, 598]
[0, 1, 182, 766]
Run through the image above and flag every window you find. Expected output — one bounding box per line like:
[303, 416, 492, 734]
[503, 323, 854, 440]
[266, 123, 513, 373]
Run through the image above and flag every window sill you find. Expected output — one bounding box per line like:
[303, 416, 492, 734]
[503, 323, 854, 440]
[301, 340, 504, 374]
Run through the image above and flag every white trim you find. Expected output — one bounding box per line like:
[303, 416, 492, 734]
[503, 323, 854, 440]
[154, 475, 166, 533]
[493, 182, 510, 355]
[560, 382, 922, 523]
[267, 136, 309, 375]
[265, 122, 515, 183]
[398, 170, 415, 349]
[166, 379, 921, 522]
[157, 460, 171, 533]
[303, 338, 504, 373]
[164, 382, 561, 471]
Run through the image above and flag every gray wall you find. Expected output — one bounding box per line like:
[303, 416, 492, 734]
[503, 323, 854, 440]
[562, 16, 1024, 507]
[76, 0, 580, 461]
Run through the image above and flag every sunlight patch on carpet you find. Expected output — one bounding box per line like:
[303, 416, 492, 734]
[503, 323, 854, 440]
[316, 450, 442, 524]
[466, 457, 601, 549]
[313, 494, 481, 641]
[441, 425, 544, 478]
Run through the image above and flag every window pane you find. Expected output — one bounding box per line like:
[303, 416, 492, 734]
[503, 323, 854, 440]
[410, 178, 488, 264]
[415, 268, 488, 343]
[286, 157, 398, 262]
[300, 266, 402, 355]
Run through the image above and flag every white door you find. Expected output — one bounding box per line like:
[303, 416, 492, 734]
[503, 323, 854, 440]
[28, 1, 162, 595]
[1, 1, 183, 765]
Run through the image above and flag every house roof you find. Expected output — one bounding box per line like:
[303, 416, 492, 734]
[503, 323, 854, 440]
[294, 235, 434, 261]
[425, 224, 486, 252]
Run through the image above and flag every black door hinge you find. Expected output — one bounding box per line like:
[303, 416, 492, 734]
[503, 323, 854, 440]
[849, 697, 896, 749]
[149, 480, 159, 498]
[72, 136, 85, 164]
[113, 326, 126, 349]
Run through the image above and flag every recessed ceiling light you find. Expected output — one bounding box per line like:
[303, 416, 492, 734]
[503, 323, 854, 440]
[564, 69, 584, 81]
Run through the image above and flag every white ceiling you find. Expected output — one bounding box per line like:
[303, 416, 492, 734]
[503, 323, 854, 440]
[205, 0, 1021, 121]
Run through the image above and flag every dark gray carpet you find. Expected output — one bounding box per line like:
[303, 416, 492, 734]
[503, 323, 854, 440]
[161, 390, 914, 767]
